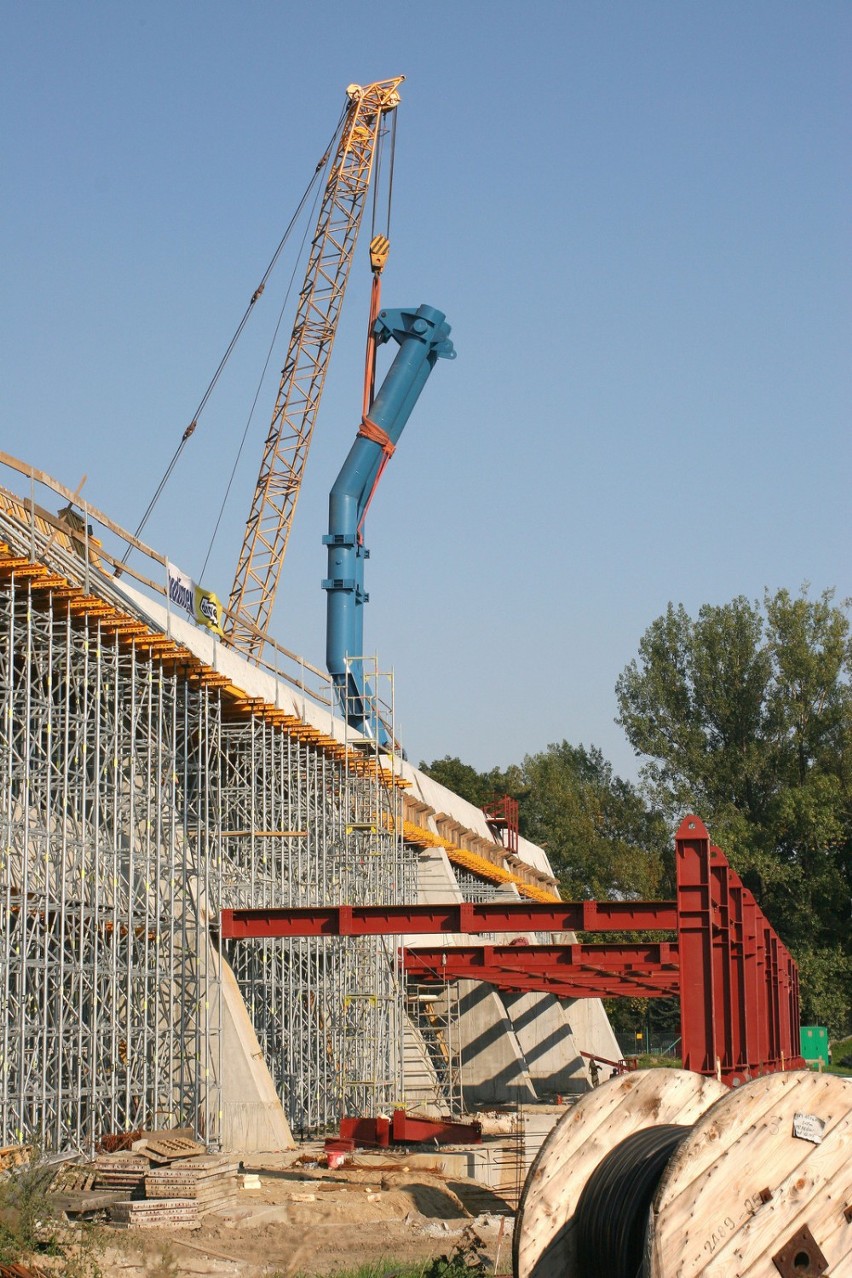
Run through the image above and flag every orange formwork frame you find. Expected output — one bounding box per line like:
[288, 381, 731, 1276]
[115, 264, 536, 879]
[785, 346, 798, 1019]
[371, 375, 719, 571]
[220, 815, 804, 1086]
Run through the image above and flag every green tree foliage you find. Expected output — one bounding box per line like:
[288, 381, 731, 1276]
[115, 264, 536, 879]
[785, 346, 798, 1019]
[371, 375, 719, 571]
[422, 744, 669, 902]
[516, 742, 670, 900]
[616, 587, 852, 1033]
[417, 755, 514, 810]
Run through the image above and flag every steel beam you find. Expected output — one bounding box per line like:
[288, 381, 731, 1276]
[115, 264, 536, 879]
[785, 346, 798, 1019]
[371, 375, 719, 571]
[219, 898, 677, 939]
[403, 943, 679, 999]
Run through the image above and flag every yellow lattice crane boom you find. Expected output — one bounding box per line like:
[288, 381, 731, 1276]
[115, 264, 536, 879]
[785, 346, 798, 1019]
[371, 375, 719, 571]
[226, 76, 403, 658]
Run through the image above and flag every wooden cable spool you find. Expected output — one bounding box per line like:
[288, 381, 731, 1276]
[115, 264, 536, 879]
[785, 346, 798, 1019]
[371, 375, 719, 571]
[513, 1069, 728, 1278]
[513, 1068, 852, 1277]
[646, 1069, 852, 1276]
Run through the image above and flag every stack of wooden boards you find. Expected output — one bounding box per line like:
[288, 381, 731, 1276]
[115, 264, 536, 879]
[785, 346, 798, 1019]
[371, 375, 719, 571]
[110, 1153, 241, 1229]
[51, 1133, 240, 1229]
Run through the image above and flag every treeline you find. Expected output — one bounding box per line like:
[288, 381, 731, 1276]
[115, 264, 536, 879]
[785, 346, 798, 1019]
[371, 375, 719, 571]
[421, 587, 852, 1037]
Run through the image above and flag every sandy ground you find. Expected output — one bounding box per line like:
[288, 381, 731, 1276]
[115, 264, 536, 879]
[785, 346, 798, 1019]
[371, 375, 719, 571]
[93, 1155, 515, 1278]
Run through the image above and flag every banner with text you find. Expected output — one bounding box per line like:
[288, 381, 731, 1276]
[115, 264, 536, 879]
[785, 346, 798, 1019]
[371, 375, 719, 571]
[167, 562, 224, 638]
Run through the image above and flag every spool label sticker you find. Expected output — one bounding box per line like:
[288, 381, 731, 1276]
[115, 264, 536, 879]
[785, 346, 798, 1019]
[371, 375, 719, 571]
[792, 1112, 825, 1143]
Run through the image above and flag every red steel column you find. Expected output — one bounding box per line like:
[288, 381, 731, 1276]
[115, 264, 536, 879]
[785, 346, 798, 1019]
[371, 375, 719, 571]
[740, 888, 760, 1073]
[779, 947, 791, 1067]
[766, 928, 781, 1067]
[709, 846, 736, 1077]
[724, 862, 750, 1079]
[790, 957, 803, 1066]
[676, 815, 717, 1076]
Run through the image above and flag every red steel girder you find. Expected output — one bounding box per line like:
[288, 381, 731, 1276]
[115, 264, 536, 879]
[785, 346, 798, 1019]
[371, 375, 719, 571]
[336, 1110, 483, 1148]
[403, 942, 679, 999]
[218, 813, 805, 1088]
[219, 898, 677, 939]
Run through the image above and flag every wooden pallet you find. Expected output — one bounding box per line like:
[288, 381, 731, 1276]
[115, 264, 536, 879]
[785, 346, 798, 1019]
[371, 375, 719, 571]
[144, 1158, 240, 1215]
[145, 1177, 239, 1202]
[109, 1198, 200, 1229]
[92, 1152, 149, 1193]
[132, 1135, 207, 1164]
[50, 1164, 97, 1194]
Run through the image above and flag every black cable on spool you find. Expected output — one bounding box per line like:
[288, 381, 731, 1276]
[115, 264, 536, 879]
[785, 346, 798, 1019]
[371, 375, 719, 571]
[574, 1123, 691, 1278]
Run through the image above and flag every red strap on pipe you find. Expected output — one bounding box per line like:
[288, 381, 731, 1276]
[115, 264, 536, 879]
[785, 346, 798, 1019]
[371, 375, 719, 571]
[357, 415, 396, 457]
[357, 415, 395, 543]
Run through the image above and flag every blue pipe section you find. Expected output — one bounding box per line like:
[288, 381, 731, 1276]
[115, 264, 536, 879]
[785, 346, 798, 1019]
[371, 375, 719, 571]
[323, 303, 455, 746]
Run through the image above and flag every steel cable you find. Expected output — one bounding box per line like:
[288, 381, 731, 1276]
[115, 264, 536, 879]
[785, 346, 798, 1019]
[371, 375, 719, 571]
[198, 166, 326, 581]
[121, 104, 347, 566]
[574, 1123, 691, 1278]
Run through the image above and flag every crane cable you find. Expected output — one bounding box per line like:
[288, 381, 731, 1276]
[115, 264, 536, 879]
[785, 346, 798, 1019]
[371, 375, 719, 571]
[356, 107, 399, 544]
[363, 106, 398, 412]
[120, 104, 347, 567]
[204, 103, 395, 581]
[199, 169, 326, 581]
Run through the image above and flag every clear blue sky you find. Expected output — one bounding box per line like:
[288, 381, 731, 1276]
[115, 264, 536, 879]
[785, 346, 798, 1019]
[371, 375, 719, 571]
[2, 2, 849, 782]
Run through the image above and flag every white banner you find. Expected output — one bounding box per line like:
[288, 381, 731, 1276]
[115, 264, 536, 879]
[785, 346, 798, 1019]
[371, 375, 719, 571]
[167, 562, 224, 637]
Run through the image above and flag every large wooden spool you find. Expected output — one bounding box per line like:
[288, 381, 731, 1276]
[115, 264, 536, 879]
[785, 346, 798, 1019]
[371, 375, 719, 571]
[647, 1070, 852, 1275]
[513, 1068, 852, 1278]
[513, 1069, 728, 1278]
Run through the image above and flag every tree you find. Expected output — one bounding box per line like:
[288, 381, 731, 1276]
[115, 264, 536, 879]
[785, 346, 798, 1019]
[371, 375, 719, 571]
[517, 742, 670, 901]
[421, 744, 670, 903]
[616, 587, 852, 1033]
[418, 755, 517, 810]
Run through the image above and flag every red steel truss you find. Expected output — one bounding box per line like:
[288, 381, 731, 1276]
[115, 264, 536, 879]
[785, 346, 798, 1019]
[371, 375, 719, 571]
[402, 941, 679, 998]
[219, 815, 804, 1085]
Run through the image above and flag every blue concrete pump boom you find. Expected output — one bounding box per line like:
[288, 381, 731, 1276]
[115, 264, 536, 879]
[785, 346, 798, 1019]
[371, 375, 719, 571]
[323, 303, 455, 746]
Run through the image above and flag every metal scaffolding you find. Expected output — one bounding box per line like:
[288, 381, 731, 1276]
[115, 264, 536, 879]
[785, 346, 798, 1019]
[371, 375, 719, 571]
[454, 869, 503, 903]
[405, 982, 463, 1116]
[218, 691, 416, 1135]
[0, 491, 416, 1147]
[0, 566, 219, 1149]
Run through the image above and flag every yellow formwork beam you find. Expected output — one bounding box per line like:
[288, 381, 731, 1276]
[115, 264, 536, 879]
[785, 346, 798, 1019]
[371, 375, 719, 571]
[400, 819, 559, 903]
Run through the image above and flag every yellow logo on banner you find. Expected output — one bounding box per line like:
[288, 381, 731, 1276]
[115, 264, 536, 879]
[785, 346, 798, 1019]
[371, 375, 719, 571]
[167, 562, 224, 638]
[194, 587, 224, 638]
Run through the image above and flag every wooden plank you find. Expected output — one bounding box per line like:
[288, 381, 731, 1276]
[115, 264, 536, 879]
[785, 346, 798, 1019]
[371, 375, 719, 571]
[647, 1070, 852, 1276]
[0, 451, 166, 565]
[133, 1135, 206, 1162]
[513, 1070, 727, 1278]
[52, 1190, 128, 1215]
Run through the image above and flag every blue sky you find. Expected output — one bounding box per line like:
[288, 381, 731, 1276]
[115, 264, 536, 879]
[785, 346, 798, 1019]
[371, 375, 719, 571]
[2, 2, 849, 782]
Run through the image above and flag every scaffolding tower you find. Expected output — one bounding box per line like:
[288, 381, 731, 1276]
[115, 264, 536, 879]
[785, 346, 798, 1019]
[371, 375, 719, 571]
[0, 488, 414, 1148]
[218, 667, 415, 1135]
[405, 981, 463, 1116]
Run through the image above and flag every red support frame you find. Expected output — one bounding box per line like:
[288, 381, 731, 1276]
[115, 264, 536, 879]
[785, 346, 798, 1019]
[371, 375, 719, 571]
[482, 794, 520, 856]
[675, 817, 717, 1074]
[219, 814, 804, 1086]
[675, 817, 804, 1082]
[403, 941, 679, 998]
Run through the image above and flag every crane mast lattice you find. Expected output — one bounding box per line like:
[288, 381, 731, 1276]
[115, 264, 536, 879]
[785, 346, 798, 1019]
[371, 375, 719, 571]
[226, 76, 403, 658]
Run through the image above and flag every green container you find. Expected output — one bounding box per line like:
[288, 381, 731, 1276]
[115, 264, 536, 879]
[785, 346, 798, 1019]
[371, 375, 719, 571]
[800, 1025, 829, 1066]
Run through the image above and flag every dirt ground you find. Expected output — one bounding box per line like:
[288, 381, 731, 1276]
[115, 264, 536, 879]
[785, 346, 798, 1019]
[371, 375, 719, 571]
[94, 1154, 516, 1278]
